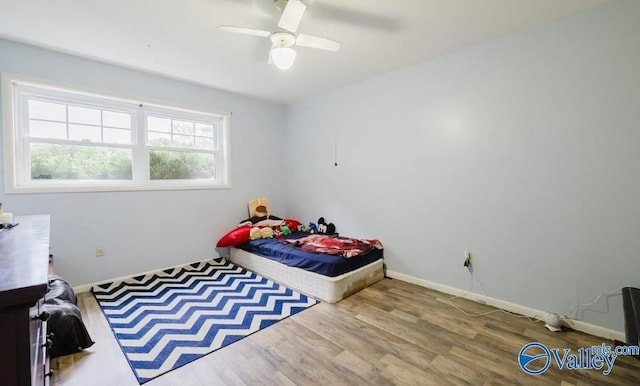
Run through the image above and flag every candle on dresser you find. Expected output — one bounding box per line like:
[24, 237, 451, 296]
[0, 213, 14, 223]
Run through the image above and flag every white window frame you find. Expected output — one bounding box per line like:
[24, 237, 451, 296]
[2, 73, 231, 193]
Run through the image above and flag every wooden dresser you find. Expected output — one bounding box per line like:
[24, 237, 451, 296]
[0, 215, 51, 386]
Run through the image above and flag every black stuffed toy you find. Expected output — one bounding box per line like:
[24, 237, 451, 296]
[317, 217, 336, 234]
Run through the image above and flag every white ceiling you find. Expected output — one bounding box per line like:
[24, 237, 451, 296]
[0, 0, 610, 104]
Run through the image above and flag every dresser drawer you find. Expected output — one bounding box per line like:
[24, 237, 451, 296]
[0, 215, 51, 386]
[30, 300, 50, 386]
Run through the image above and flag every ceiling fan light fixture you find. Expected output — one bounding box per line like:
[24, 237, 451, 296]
[270, 46, 297, 70]
[218, 3, 338, 71]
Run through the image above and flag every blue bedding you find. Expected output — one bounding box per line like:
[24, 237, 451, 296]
[237, 232, 383, 277]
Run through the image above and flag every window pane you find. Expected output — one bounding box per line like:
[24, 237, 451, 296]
[103, 111, 131, 129]
[149, 150, 215, 180]
[104, 128, 131, 144]
[148, 132, 171, 146]
[29, 120, 67, 139]
[195, 137, 214, 150]
[173, 120, 194, 135]
[69, 124, 101, 142]
[68, 105, 101, 125]
[28, 100, 66, 121]
[173, 134, 194, 148]
[30, 143, 132, 180]
[11, 77, 229, 191]
[195, 123, 214, 137]
[148, 116, 171, 133]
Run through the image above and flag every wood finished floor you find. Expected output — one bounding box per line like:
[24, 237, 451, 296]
[52, 278, 640, 386]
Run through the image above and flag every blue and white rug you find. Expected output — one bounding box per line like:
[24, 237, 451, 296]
[93, 258, 317, 384]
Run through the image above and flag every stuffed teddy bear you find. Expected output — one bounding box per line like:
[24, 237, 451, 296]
[249, 227, 262, 240]
[308, 222, 318, 233]
[250, 226, 275, 240]
[260, 227, 274, 238]
[280, 224, 291, 236]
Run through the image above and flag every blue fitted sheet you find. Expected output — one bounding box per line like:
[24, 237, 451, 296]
[237, 232, 383, 277]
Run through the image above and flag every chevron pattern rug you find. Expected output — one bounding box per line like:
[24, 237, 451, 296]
[93, 258, 317, 384]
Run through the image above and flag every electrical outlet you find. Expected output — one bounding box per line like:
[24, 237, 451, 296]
[96, 246, 105, 257]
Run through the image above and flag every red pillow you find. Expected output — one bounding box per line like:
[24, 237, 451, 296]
[284, 219, 302, 231]
[216, 226, 252, 247]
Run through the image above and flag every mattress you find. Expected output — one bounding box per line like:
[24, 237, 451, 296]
[236, 232, 383, 277]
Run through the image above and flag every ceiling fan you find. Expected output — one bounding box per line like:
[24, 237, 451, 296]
[218, 0, 341, 71]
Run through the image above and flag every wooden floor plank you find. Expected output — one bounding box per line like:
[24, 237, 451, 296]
[51, 278, 640, 385]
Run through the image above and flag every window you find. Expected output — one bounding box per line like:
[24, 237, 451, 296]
[2, 73, 230, 193]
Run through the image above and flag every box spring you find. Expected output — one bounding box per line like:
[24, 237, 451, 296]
[230, 247, 384, 303]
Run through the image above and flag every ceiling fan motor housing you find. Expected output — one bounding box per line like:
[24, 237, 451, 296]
[270, 31, 296, 48]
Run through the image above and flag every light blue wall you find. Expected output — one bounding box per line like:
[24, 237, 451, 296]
[2, 1, 638, 334]
[0, 39, 287, 286]
[283, 0, 640, 332]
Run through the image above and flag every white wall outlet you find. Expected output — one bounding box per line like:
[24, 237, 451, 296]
[96, 246, 105, 257]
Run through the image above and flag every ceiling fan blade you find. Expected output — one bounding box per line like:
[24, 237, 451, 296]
[217, 25, 271, 38]
[296, 34, 341, 52]
[278, 0, 306, 33]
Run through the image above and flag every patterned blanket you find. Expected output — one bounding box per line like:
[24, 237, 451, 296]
[284, 234, 383, 258]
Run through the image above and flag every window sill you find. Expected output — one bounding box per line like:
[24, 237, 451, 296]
[4, 181, 232, 194]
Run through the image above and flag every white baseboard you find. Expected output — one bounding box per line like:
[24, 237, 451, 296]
[386, 270, 625, 342]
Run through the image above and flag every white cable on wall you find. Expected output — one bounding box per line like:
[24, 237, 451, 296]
[569, 289, 622, 320]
